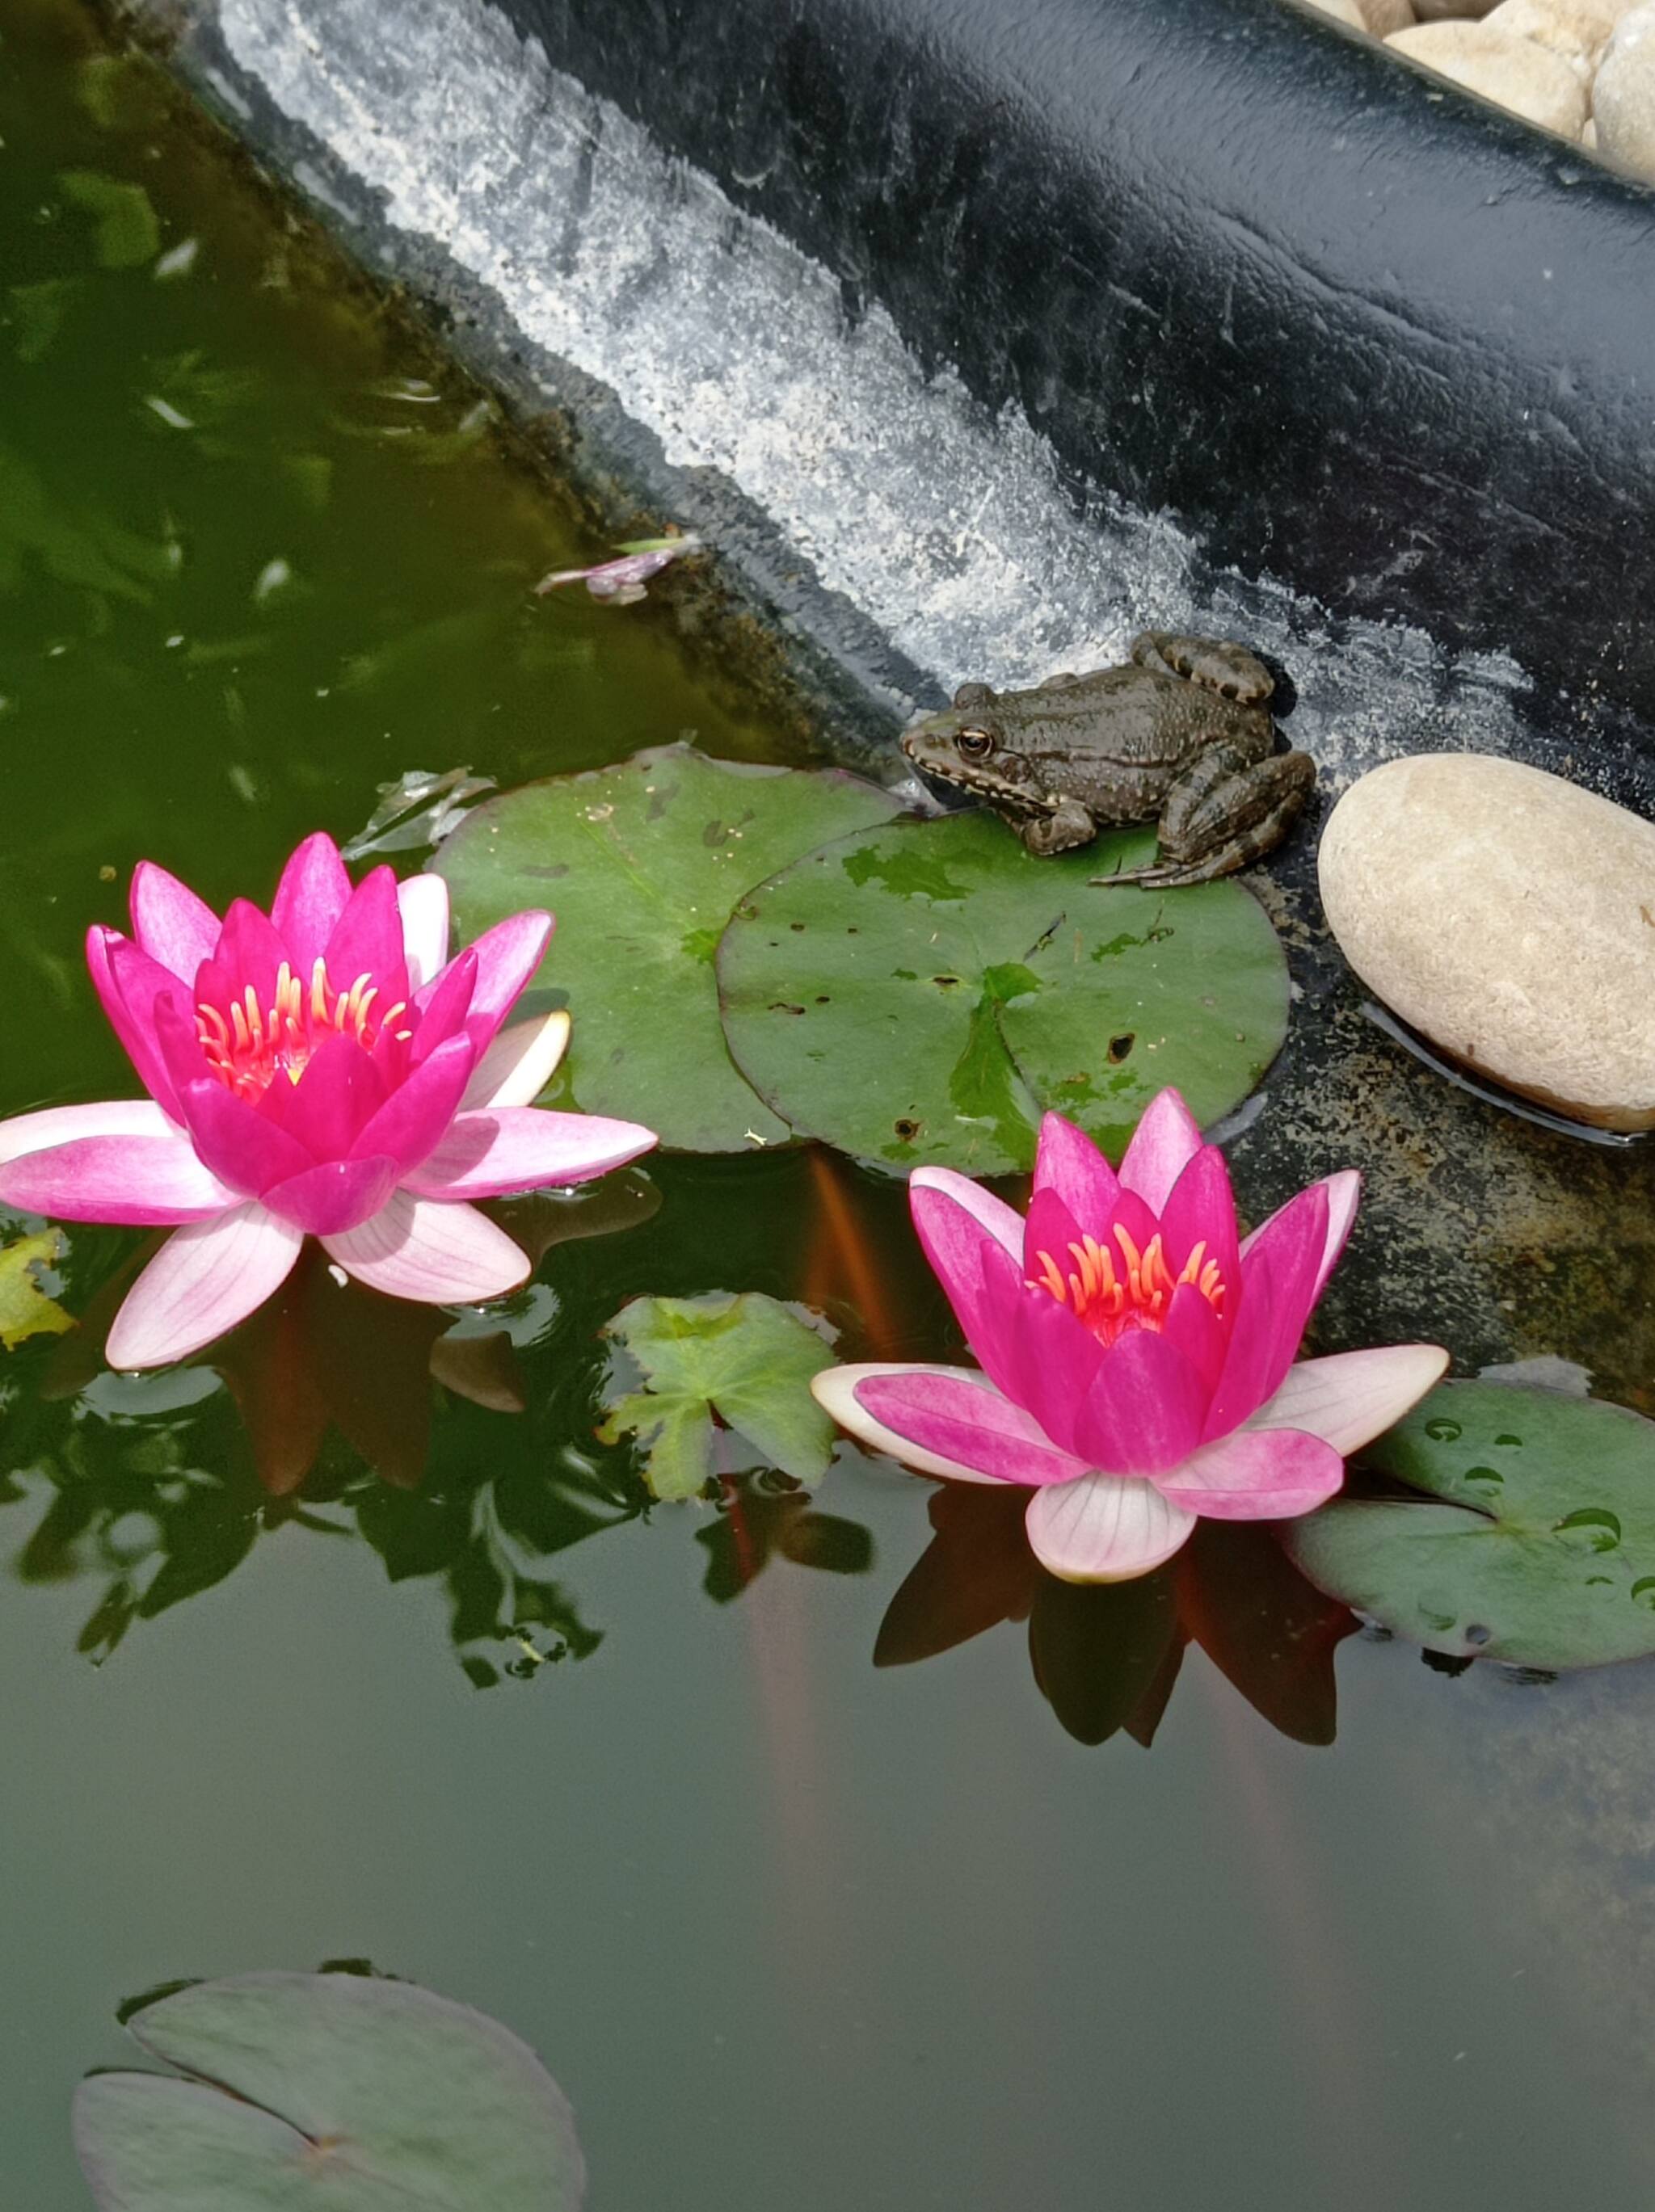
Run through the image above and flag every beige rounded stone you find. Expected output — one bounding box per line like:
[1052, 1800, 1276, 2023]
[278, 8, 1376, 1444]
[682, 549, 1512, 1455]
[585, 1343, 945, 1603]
[1303, 0, 1371, 29]
[1359, 0, 1417, 34]
[1318, 754, 1655, 1131]
[1387, 20, 1590, 133]
[1593, 6, 1655, 177]
[1484, 0, 1619, 74]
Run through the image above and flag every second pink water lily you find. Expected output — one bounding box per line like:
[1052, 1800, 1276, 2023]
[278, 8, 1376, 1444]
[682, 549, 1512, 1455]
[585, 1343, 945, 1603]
[812, 1091, 1447, 1582]
[0, 835, 657, 1369]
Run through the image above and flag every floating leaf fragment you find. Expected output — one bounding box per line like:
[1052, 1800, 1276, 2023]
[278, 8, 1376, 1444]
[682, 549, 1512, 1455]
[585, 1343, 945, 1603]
[0, 1230, 74, 1350]
[58, 169, 162, 268]
[342, 764, 497, 859]
[598, 1291, 839, 1500]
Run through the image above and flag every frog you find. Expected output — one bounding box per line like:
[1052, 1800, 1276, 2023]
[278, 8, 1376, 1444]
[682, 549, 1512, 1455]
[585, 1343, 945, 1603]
[899, 629, 1316, 885]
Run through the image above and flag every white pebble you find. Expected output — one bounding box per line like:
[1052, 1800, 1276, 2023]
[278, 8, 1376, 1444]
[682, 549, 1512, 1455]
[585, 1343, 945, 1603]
[1592, 4, 1655, 175]
[1319, 755, 1655, 1132]
[1387, 19, 1590, 132]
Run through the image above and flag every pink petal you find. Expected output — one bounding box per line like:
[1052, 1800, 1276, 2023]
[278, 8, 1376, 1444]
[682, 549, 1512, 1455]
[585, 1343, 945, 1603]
[404, 1106, 657, 1200]
[349, 1032, 476, 1175]
[87, 928, 181, 1115]
[263, 1031, 387, 1159]
[1203, 1182, 1331, 1440]
[1160, 1279, 1228, 1391]
[321, 1192, 531, 1304]
[196, 898, 290, 1024]
[175, 1079, 315, 1196]
[1025, 1473, 1197, 1582]
[1242, 1168, 1362, 1301]
[1152, 1426, 1345, 1520]
[270, 833, 352, 973]
[260, 1153, 402, 1235]
[406, 949, 478, 1069]
[0, 1130, 234, 1224]
[1031, 1112, 1120, 1225]
[1157, 1144, 1240, 1288]
[129, 862, 219, 982]
[1118, 1087, 1203, 1212]
[810, 1362, 1011, 1483]
[461, 1010, 570, 1110]
[1247, 1344, 1451, 1455]
[853, 1369, 1093, 1487]
[461, 911, 554, 1050]
[323, 865, 410, 1010]
[1071, 1327, 1207, 1474]
[1021, 1185, 1084, 1279]
[396, 873, 451, 989]
[909, 1169, 1029, 1391]
[0, 1099, 175, 1166]
[106, 1201, 303, 1368]
[1000, 1286, 1105, 1453]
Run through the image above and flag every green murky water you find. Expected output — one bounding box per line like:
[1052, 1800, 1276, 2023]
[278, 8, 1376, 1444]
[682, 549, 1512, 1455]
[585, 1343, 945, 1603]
[5, 5, 1655, 2206]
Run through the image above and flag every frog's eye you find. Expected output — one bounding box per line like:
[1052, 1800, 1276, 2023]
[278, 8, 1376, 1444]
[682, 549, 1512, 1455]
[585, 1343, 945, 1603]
[954, 728, 996, 760]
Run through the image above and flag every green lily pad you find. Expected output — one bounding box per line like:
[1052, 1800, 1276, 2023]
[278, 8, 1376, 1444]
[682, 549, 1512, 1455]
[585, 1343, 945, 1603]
[0, 1230, 74, 1350]
[1283, 1380, 1655, 1669]
[716, 811, 1289, 1173]
[598, 1291, 839, 1500]
[74, 1970, 584, 2210]
[436, 746, 902, 1151]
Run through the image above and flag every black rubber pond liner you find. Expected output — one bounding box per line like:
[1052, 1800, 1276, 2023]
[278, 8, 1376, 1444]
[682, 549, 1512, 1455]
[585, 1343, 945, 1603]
[513, 0, 1655, 725]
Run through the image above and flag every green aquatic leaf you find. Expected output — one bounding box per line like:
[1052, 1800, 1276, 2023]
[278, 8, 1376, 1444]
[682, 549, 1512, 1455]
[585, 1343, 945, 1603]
[717, 810, 1289, 1174]
[58, 168, 161, 268]
[74, 1971, 585, 2210]
[7, 276, 80, 364]
[1283, 1381, 1655, 1669]
[0, 1230, 74, 1350]
[598, 1291, 839, 1501]
[436, 746, 903, 1150]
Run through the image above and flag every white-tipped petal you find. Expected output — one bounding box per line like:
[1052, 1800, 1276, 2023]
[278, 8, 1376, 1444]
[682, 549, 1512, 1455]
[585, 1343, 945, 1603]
[1025, 1472, 1197, 1582]
[460, 1010, 571, 1111]
[106, 1203, 303, 1370]
[396, 874, 451, 990]
[322, 1192, 530, 1305]
[1246, 1344, 1451, 1456]
[0, 1098, 176, 1165]
[908, 1166, 1025, 1259]
[810, 1361, 1008, 1482]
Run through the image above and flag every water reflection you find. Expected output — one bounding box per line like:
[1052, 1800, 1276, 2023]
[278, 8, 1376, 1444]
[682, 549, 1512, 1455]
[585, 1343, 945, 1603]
[878, 1485, 1358, 1746]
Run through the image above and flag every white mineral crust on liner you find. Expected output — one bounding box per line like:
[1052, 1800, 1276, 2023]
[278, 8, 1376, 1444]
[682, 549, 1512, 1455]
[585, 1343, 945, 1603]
[217, 0, 1528, 766]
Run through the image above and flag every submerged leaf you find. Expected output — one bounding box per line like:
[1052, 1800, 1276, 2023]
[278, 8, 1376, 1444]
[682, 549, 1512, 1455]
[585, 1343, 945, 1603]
[437, 746, 903, 1150]
[58, 168, 162, 268]
[598, 1291, 839, 1500]
[0, 1230, 74, 1349]
[74, 1970, 585, 2210]
[1285, 1380, 1655, 1668]
[717, 810, 1289, 1173]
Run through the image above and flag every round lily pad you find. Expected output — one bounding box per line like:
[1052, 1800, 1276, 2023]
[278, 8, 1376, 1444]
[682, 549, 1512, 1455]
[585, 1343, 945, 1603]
[1283, 1380, 1655, 1669]
[716, 812, 1289, 1173]
[436, 745, 902, 1152]
[74, 1970, 584, 2210]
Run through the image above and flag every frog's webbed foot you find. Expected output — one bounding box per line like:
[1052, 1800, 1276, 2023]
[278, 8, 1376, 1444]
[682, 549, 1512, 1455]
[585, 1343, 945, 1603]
[1093, 745, 1316, 886]
[1020, 800, 1097, 856]
[1129, 629, 1274, 707]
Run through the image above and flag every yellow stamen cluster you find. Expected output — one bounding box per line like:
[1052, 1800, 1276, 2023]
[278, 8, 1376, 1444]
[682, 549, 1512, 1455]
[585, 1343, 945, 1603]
[1030, 1224, 1224, 1347]
[196, 957, 411, 1102]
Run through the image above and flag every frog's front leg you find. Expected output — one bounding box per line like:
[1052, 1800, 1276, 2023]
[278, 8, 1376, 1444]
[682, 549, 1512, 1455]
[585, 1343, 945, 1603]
[1094, 743, 1315, 886]
[1020, 798, 1097, 856]
[1129, 630, 1274, 707]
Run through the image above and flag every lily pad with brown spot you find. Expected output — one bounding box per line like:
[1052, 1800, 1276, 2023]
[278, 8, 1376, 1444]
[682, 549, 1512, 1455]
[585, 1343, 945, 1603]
[716, 811, 1289, 1174]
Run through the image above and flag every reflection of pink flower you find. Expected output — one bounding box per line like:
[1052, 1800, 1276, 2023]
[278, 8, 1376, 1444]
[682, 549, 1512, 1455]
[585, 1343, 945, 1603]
[814, 1091, 1447, 1583]
[0, 835, 656, 1369]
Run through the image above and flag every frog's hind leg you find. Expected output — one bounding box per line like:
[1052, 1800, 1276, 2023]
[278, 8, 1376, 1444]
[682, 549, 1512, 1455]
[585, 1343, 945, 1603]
[1093, 744, 1316, 887]
[1129, 630, 1274, 706]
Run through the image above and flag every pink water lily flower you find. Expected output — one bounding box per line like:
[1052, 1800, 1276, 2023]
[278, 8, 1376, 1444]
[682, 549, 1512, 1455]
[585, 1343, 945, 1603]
[812, 1091, 1447, 1582]
[0, 835, 657, 1369]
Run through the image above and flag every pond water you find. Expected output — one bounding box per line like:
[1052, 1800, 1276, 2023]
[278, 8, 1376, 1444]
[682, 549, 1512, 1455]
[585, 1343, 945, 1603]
[5, 3, 1655, 2206]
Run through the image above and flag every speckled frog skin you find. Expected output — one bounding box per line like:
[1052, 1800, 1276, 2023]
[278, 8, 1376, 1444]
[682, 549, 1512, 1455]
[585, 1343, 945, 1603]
[901, 630, 1316, 885]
